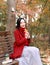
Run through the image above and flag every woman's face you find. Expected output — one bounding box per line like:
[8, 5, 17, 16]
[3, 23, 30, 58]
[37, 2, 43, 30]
[20, 19, 26, 28]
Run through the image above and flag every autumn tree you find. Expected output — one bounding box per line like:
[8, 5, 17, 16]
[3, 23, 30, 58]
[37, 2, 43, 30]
[6, 0, 16, 32]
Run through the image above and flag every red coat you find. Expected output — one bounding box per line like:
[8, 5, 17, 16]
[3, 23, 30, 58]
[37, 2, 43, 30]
[9, 28, 30, 59]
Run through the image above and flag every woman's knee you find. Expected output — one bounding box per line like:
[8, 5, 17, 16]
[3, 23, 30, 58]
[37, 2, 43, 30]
[33, 47, 39, 52]
[27, 46, 39, 53]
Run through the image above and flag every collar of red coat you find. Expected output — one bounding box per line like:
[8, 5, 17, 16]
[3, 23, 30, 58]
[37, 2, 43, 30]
[19, 27, 25, 32]
[18, 27, 25, 37]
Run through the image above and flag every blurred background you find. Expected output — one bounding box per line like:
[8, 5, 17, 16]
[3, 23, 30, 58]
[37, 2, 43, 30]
[0, 0, 50, 65]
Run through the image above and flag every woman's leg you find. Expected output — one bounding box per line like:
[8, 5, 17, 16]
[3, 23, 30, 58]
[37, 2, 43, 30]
[26, 46, 43, 65]
[15, 46, 31, 65]
[15, 46, 43, 65]
[16, 57, 28, 65]
[21, 46, 32, 65]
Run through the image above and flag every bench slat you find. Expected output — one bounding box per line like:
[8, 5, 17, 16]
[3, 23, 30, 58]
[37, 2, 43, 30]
[0, 31, 18, 65]
[0, 31, 13, 61]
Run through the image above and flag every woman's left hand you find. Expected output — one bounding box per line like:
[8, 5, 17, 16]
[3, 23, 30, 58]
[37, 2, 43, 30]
[25, 29, 30, 39]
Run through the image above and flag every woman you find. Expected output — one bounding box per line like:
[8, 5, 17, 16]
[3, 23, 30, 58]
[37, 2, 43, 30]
[9, 18, 43, 65]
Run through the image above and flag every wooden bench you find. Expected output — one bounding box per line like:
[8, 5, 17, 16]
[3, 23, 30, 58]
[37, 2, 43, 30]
[0, 31, 19, 65]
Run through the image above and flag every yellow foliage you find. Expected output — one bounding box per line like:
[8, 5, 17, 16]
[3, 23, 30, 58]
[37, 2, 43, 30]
[43, 8, 49, 13]
[0, 0, 3, 3]
[30, 22, 40, 27]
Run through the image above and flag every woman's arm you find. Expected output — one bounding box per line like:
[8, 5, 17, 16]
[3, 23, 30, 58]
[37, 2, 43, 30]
[14, 31, 27, 46]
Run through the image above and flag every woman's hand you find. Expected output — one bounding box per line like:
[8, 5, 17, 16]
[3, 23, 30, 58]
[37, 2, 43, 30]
[25, 29, 30, 39]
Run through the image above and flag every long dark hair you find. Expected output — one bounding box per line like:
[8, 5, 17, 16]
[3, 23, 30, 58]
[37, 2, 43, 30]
[16, 18, 25, 29]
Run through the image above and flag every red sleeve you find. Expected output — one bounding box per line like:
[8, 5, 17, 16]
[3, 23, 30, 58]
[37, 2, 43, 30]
[14, 30, 27, 46]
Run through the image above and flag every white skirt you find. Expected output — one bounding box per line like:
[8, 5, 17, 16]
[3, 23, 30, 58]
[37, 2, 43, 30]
[15, 46, 43, 65]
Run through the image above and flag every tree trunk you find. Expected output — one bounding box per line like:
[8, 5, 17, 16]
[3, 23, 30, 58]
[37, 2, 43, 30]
[6, 0, 16, 32]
